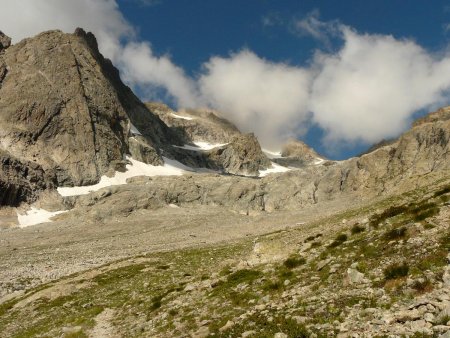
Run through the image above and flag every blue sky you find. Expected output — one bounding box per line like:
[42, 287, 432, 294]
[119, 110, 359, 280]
[118, 0, 450, 72]
[3, 0, 450, 159]
[116, 0, 450, 158]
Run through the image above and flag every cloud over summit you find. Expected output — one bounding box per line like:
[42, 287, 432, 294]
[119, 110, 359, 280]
[2, 1, 450, 151]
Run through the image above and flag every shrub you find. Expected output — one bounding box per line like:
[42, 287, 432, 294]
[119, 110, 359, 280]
[384, 226, 407, 240]
[369, 205, 409, 227]
[283, 256, 306, 269]
[328, 233, 348, 248]
[304, 235, 316, 242]
[304, 234, 322, 242]
[311, 241, 322, 248]
[411, 278, 433, 294]
[409, 202, 439, 222]
[226, 269, 262, 285]
[168, 309, 178, 316]
[384, 263, 409, 280]
[262, 280, 283, 291]
[150, 295, 163, 310]
[440, 195, 450, 203]
[437, 314, 450, 325]
[423, 222, 435, 229]
[351, 224, 365, 235]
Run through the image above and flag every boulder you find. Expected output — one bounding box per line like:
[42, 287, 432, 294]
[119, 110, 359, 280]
[208, 133, 271, 176]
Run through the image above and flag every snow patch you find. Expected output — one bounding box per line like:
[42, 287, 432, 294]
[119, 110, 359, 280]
[171, 113, 193, 120]
[57, 157, 192, 197]
[262, 148, 283, 159]
[259, 162, 291, 177]
[130, 123, 142, 136]
[17, 207, 68, 228]
[174, 141, 228, 151]
[314, 158, 325, 165]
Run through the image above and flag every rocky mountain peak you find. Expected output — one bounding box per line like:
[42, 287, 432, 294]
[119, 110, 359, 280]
[0, 28, 179, 205]
[270, 138, 325, 168]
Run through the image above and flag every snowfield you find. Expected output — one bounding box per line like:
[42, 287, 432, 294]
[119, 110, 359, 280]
[57, 157, 193, 197]
[259, 162, 291, 177]
[262, 149, 283, 159]
[17, 207, 68, 228]
[171, 113, 193, 120]
[174, 141, 228, 151]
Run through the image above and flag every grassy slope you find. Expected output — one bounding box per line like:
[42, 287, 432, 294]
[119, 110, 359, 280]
[1, 178, 450, 338]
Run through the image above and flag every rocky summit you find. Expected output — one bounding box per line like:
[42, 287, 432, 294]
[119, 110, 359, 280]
[0, 29, 449, 338]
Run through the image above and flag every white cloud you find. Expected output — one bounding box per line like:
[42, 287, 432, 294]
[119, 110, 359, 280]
[119, 42, 199, 107]
[309, 27, 450, 143]
[293, 10, 340, 48]
[0, 0, 198, 108]
[2, 2, 450, 151]
[199, 50, 311, 146]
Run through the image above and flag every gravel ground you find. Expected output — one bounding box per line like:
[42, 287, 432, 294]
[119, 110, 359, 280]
[0, 200, 358, 300]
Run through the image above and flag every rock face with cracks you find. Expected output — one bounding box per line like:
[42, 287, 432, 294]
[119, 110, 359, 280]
[0, 29, 183, 205]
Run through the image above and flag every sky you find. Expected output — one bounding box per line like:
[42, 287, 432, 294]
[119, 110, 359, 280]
[2, 0, 450, 159]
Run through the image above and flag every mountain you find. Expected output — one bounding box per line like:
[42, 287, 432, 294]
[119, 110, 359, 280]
[1, 28, 450, 338]
[0, 29, 271, 206]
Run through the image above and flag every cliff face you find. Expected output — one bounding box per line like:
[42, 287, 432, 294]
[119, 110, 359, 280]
[71, 105, 450, 218]
[0, 29, 182, 205]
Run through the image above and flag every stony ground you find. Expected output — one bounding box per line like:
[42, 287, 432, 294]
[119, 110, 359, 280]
[0, 178, 450, 337]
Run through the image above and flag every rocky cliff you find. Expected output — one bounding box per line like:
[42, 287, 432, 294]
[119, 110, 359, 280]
[64, 105, 450, 220]
[0, 29, 177, 203]
[0, 29, 271, 205]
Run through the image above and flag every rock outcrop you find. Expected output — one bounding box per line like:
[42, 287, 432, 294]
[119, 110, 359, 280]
[148, 103, 241, 144]
[2, 28, 450, 209]
[208, 133, 271, 176]
[0, 29, 180, 205]
[273, 139, 325, 167]
[0, 31, 11, 51]
[147, 102, 272, 175]
[65, 105, 450, 217]
[0, 150, 51, 206]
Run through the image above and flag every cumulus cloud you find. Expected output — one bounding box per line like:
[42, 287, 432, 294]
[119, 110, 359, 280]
[199, 50, 311, 146]
[199, 22, 450, 147]
[2, 2, 450, 152]
[309, 27, 450, 143]
[0, 0, 198, 108]
[119, 42, 199, 107]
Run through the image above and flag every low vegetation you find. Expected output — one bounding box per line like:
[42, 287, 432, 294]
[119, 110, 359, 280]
[384, 263, 409, 280]
[1, 179, 449, 337]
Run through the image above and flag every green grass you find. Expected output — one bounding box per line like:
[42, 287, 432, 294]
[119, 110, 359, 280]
[437, 314, 450, 325]
[212, 312, 310, 338]
[225, 269, 262, 286]
[369, 205, 409, 227]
